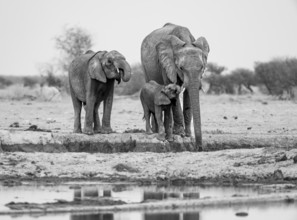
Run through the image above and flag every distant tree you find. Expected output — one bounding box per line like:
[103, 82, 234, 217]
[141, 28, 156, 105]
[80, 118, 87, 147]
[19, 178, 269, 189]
[229, 68, 256, 94]
[204, 63, 228, 94]
[55, 26, 93, 72]
[206, 62, 227, 75]
[255, 58, 297, 98]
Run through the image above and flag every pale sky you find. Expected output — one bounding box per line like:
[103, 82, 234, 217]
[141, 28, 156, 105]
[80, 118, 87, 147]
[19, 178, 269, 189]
[0, 0, 297, 75]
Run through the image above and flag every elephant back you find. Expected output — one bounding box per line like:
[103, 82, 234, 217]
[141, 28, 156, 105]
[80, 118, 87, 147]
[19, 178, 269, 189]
[69, 54, 93, 102]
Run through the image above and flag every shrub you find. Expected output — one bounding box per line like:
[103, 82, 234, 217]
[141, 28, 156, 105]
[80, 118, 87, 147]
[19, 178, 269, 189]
[0, 76, 13, 89]
[23, 76, 40, 88]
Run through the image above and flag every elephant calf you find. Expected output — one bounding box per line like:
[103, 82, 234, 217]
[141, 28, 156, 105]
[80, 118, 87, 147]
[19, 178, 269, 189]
[69, 50, 131, 134]
[140, 80, 181, 141]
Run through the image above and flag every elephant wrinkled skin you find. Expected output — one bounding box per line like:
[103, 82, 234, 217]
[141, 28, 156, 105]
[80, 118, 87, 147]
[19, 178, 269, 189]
[141, 23, 210, 150]
[69, 50, 131, 135]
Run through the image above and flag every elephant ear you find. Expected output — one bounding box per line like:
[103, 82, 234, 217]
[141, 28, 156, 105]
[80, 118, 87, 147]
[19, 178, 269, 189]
[156, 35, 186, 84]
[154, 89, 171, 106]
[193, 37, 210, 64]
[88, 51, 107, 83]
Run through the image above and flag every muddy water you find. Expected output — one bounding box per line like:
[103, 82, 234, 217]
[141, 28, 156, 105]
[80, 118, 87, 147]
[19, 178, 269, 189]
[0, 182, 297, 220]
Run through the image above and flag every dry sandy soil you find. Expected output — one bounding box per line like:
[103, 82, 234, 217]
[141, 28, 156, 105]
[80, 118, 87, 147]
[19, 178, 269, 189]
[1, 92, 297, 135]
[0, 93, 297, 184]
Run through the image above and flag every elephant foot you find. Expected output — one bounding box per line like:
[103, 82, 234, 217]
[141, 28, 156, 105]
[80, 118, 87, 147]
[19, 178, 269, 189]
[94, 129, 102, 134]
[101, 127, 113, 134]
[173, 125, 185, 137]
[157, 133, 166, 141]
[83, 127, 94, 135]
[185, 126, 192, 137]
[146, 128, 153, 134]
[166, 135, 173, 142]
[73, 128, 82, 134]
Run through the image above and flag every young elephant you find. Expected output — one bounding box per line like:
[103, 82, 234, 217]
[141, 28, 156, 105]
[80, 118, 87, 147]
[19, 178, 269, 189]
[69, 50, 131, 134]
[140, 80, 181, 141]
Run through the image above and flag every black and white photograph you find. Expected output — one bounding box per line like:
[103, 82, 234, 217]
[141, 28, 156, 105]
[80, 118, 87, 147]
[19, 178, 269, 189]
[0, 0, 297, 219]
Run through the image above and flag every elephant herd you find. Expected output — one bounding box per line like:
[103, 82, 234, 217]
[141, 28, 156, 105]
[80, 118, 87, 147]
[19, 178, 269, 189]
[68, 23, 210, 151]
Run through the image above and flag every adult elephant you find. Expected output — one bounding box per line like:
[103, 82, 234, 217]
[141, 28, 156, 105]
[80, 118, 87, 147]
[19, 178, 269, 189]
[69, 50, 131, 134]
[141, 23, 210, 151]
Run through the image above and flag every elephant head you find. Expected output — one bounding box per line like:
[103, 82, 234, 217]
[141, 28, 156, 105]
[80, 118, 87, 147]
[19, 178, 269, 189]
[154, 84, 181, 105]
[156, 35, 209, 87]
[156, 35, 210, 149]
[88, 50, 132, 84]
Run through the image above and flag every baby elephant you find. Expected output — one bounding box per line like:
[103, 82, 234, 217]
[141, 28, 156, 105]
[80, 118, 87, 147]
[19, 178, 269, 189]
[140, 81, 181, 141]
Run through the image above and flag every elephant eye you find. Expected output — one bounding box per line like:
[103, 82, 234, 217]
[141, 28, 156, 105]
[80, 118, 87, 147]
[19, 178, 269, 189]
[179, 66, 184, 71]
[106, 59, 112, 66]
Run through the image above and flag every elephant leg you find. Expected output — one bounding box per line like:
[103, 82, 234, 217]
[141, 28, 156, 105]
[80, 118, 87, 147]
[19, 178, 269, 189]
[93, 101, 101, 133]
[183, 89, 192, 137]
[151, 114, 158, 133]
[145, 112, 153, 134]
[101, 85, 114, 134]
[70, 86, 82, 133]
[140, 94, 153, 134]
[172, 96, 185, 137]
[155, 106, 165, 141]
[164, 107, 173, 141]
[83, 96, 96, 135]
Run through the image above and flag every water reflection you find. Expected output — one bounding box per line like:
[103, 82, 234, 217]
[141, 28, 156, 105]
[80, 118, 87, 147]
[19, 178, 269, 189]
[70, 212, 200, 220]
[71, 213, 114, 220]
[144, 212, 199, 220]
[73, 186, 200, 203]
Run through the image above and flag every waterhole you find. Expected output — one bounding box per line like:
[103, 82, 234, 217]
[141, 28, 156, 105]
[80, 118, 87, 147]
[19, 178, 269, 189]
[0, 181, 296, 220]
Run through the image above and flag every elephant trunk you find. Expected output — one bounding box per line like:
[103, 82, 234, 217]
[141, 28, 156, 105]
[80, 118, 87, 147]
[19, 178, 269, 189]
[116, 60, 132, 82]
[188, 76, 203, 151]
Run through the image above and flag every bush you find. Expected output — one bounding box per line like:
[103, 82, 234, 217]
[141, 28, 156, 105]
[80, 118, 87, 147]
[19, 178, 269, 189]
[0, 76, 13, 89]
[115, 63, 146, 96]
[255, 58, 297, 98]
[44, 72, 62, 88]
[23, 76, 40, 88]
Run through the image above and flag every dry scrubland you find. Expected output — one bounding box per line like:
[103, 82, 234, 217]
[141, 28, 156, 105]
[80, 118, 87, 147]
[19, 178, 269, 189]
[0, 92, 297, 135]
[0, 92, 297, 184]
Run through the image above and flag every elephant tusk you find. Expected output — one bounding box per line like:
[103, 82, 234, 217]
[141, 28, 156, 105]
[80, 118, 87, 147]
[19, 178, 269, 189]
[116, 68, 120, 74]
[181, 84, 185, 93]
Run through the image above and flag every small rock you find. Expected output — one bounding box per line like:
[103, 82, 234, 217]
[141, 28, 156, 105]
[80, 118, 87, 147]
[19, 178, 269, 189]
[9, 122, 19, 128]
[273, 169, 284, 181]
[113, 163, 139, 173]
[275, 153, 287, 162]
[223, 116, 228, 120]
[236, 212, 248, 217]
[258, 157, 266, 164]
[234, 116, 238, 120]
[293, 155, 297, 164]
[233, 162, 242, 167]
[247, 127, 252, 130]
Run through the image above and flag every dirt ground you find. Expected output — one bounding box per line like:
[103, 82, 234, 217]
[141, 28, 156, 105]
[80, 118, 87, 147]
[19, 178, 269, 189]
[1, 92, 297, 135]
[0, 93, 297, 184]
